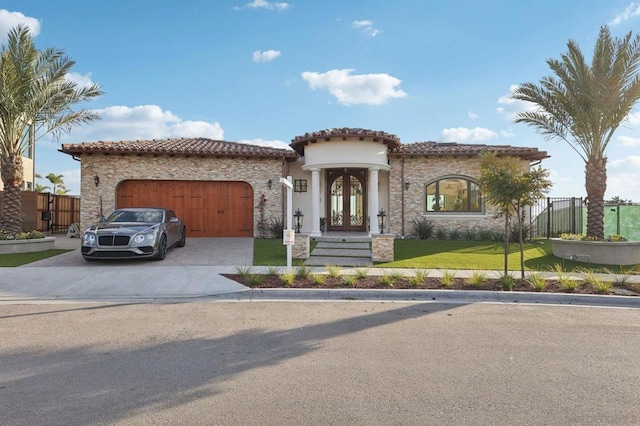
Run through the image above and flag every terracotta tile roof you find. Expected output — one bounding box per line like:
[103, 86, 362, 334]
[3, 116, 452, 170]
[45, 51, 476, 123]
[290, 127, 402, 155]
[392, 141, 549, 161]
[59, 138, 298, 159]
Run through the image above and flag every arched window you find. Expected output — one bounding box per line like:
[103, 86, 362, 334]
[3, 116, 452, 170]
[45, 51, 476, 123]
[426, 177, 482, 213]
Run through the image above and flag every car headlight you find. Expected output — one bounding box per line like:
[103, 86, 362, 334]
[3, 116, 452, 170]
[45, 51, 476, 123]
[82, 233, 97, 246]
[133, 234, 155, 244]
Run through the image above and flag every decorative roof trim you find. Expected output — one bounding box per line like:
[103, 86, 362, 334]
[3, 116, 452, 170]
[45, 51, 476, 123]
[290, 127, 402, 156]
[388, 141, 548, 161]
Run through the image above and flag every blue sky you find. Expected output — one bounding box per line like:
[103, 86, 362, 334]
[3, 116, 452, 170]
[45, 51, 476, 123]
[2, 1, 640, 200]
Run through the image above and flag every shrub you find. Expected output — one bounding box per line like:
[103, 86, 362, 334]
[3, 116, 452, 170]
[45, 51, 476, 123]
[354, 268, 369, 279]
[440, 270, 455, 287]
[311, 273, 327, 285]
[466, 271, 486, 287]
[448, 229, 462, 241]
[280, 271, 296, 286]
[268, 217, 284, 239]
[235, 265, 253, 279]
[464, 228, 477, 241]
[498, 274, 516, 291]
[491, 230, 505, 242]
[553, 264, 578, 292]
[509, 223, 531, 242]
[0, 230, 44, 240]
[379, 273, 394, 287]
[341, 275, 356, 287]
[296, 265, 311, 278]
[246, 274, 263, 286]
[527, 273, 546, 291]
[326, 265, 341, 278]
[435, 228, 448, 240]
[478, 229, 493, 241]
[408, 269, 429, 287]
[266, 265, 280, 276]
[410, 217, 435, 240]
[582, 270, 611, 293]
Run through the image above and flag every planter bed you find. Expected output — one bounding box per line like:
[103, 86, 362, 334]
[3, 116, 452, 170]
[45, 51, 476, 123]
[551, 238, 640, 266]
[0, 237, 56, 254]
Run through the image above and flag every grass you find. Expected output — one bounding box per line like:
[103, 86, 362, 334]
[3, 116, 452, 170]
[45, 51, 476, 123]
[253, 238, 316, 266]
[0, 249, 71, 267]
[379, 239, 635, 272]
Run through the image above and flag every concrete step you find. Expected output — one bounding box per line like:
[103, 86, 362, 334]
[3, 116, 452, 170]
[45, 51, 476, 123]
[315, 242, 371, 250]
[311, 248, 372, 257]
[305, 239, 373, 267]
[304, 256, 373, 267]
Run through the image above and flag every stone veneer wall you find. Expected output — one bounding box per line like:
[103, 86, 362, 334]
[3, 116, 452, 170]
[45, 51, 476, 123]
[389, 156, 530, 237]
[371, 234, 394, 262]
[79, 153, 286, 236]
[292, 233, 310, 259]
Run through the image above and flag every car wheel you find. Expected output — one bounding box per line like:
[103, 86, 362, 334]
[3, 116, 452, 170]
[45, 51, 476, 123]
[154, 235, 168, 261]
[176, 227, 186, 248]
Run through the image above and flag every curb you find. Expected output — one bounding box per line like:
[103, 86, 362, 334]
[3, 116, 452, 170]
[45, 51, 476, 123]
[211, 288, 640, 308]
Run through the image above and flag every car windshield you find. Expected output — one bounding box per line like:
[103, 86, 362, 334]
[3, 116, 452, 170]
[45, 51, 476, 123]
[106, 210, 163, 223]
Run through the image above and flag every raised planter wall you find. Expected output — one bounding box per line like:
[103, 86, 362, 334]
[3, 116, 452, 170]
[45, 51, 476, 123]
[0, 237, 56, 254]
[551, 238, 640, 266]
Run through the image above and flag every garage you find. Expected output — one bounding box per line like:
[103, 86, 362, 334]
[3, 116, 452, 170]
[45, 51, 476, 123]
[117, 180, 254, 237]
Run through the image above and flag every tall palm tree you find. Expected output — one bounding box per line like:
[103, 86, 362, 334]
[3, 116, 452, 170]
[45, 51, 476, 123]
[44, 172, 66, 195]
[512, 26, 640, 239]
[0, 25, 102, 234]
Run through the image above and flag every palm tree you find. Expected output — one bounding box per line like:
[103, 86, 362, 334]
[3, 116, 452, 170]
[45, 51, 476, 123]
[44, 172, 66, 195]
[0, 25, 102, 234]
[512, 26, 640, 239]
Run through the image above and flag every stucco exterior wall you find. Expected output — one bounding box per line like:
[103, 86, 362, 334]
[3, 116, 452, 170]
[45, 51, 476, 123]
[79, 153, 285, 236]
[389, 156, 531, 237]
[303, 139, 390, 169]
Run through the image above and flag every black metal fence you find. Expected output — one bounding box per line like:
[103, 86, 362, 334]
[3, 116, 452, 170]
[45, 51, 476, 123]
[529, 197, 584, 238]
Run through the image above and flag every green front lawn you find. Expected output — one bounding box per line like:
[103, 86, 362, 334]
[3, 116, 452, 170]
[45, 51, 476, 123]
[254, 238, 637, 272]
[0, 249, 72, 267]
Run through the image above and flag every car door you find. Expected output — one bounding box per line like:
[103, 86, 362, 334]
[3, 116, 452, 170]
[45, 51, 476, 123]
[165, 210, 181, 247]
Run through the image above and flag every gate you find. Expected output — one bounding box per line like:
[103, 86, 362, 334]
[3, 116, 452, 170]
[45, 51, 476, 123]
[37, 193, 81, 234]
[529, 197, 584, 238]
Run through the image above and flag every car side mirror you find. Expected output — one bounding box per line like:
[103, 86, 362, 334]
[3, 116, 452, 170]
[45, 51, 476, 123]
[98, 216, 105, 223]
[169, 217, 179, 223]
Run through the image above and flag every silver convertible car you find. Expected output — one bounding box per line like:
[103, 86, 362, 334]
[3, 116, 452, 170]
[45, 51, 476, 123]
[81, 207, 186, 261]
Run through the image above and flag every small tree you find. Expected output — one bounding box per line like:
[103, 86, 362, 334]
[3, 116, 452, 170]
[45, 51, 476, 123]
[479, 152, 552, 278]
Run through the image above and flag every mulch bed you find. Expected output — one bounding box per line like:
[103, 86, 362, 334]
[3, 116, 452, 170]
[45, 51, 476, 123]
[222, 274, 640, 295]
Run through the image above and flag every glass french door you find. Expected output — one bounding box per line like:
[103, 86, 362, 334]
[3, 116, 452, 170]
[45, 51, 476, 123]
[326, 168, 367, 231]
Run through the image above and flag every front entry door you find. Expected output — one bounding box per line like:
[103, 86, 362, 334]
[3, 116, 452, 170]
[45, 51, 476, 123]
[327, 168, 367, 231]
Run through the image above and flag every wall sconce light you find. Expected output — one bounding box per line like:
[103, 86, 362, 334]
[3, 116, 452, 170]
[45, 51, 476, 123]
[267, 179, 273, 189]
[293, 208, 304, 233]
[405, 180, 410, 190]
[93, 175, 100, 187]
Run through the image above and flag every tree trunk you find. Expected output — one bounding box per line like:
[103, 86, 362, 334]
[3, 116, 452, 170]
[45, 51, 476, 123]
[585, 157, 607, 239]
[0, 153, 25, 234]
[503, 214, 509, 276]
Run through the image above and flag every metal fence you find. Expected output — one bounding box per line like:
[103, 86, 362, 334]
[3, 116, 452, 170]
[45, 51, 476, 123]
[529, 197, 584, 238]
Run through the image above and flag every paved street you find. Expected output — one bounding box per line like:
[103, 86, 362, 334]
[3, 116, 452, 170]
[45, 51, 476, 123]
[1, 301, 639, 425]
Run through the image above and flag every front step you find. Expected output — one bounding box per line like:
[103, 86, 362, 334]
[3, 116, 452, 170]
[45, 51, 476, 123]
[305, 240, 373, 267]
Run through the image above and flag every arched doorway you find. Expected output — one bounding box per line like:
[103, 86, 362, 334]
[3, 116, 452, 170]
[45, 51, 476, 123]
[326, 168, 367, 232]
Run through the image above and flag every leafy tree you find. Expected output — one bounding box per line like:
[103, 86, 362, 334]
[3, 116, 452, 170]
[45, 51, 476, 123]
[44, 172, 67, 195]
[0, 25, 102, 234]
[512, 26, 640, 239]
[605, 195, 632, 205]
[479, 152, 552, 278]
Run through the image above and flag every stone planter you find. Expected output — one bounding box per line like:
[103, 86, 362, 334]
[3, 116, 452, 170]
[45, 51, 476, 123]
[551, 238, 640, 266]
[0, 237, 56, 254]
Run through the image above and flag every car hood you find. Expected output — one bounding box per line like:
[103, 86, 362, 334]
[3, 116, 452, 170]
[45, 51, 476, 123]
[92, 223, 160, 234]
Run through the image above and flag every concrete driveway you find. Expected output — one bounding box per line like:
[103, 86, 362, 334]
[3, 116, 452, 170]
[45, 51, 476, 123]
[0, 236, 253, 302]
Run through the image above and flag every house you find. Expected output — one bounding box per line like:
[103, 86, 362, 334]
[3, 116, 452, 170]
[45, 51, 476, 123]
[59, 127, 548, 238]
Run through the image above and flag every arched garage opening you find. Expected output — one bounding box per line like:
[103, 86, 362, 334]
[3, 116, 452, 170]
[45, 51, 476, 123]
[117, 180, 254, 237]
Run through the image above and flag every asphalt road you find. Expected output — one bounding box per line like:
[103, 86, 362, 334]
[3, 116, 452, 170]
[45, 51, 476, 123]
[1, 301, 639, 425]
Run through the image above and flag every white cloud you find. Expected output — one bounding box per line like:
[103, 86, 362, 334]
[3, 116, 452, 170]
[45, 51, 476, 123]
[468, 111, 479, 120]
[352, 20, 379, 37]
[441, 127, 498, 142]
[626, 111, 640, 124]
[618, 135, 640, 147]
[609, 2, 640, 26]
[497, 84, 538, 120]
[301, 69, 406, 105]
[60, 105, 224, 142]
[607, 155, 640, 201]
[0, 9, 41, 42]
[252, 49, 281, 63]
[65, 72, 97, 88]
[236, 0, 291, 11]
[238, 138, 291, 150]
[500, 128, 515, 138]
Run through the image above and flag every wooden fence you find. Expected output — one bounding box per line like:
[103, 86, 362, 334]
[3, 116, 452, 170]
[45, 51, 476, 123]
[0, 191, 81, 234]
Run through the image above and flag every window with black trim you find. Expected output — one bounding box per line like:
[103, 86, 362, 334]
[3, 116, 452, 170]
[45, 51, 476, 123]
[426, 177, 482, 213]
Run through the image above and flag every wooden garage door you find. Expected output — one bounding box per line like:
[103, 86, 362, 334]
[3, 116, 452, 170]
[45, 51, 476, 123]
[117, 180, 253, 237]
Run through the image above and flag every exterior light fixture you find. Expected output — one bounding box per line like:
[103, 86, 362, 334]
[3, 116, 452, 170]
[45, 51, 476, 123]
[268, 179, 273, 189]
[293, 208, 304, 233]
[405, 180, 410, 190]
[377, 208, 387, 234]
[93, 175, 100, 187]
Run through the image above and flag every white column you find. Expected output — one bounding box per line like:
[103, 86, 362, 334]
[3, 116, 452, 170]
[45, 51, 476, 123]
[369, 168, 379, 234]
[310, 168, 321, 236]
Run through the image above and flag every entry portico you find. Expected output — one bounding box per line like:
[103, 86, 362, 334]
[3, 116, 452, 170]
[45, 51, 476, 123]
[290, 129, 400, 236]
